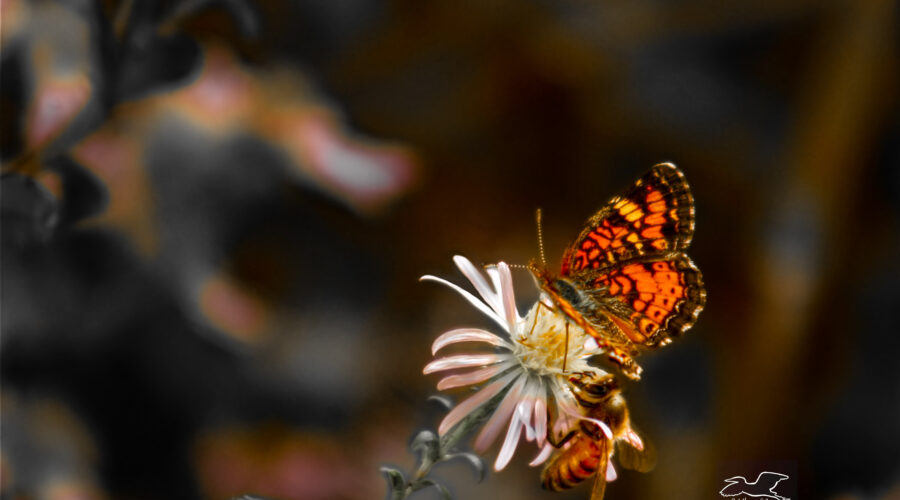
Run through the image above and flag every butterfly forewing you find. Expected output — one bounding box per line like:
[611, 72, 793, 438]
[561, 163, 695, 275]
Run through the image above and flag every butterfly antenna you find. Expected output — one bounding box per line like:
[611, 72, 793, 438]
[563, 322, 569, 372]
[536, 208, 547, 266]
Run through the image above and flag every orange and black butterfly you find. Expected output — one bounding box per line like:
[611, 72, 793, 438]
[530, 163, 706, 380]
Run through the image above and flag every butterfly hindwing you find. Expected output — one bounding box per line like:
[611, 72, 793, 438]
[578, 253, 706, 348]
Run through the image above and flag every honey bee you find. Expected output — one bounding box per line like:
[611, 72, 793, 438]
[542, 371, 655, 500]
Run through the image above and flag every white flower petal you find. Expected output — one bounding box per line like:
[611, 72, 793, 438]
[548, 379, 579, 443]
[529, 443, 555, 467]
[606, 461, 617, 482]
[453, 255, 502, 315]
[420, 275, 507, 331]
[533, 391, 547, 448]
[485, 265, 509, 323]
[497, 263, 520, 328]
[423, 354, 505, 374]
[431, 328, 512, 355]
[516, 378, 538, 441]
[438, 371, 518, 436]
[436, 361, 514, 390]
[494, 407, 525, 471]
[549, 411, 576, 444]
[474, 375, 528, 453]
[486, 266, 502, 296]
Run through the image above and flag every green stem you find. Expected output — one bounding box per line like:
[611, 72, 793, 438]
[389, 380, 514, 499]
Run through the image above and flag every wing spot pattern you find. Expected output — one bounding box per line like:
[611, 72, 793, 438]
[644, 213, 667, 226]
[647, 200, 666, 213]
[639, 318, 658, 335]
[646, 190, 663, 202]
[641, 225, 663, 239]
[646, 305, 667, 322]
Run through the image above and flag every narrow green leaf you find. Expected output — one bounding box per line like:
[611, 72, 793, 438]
[411, 430, 441, 463]
[380, 466, 407, 493]
[443, 452, 486, 482]
[439, 382, 511, 452]
[426, 395, 454, 410]
[414, 479, 452, 500]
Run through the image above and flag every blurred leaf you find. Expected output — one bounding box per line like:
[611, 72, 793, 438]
[48, 156, 108, 225]
[411, 479, 451, 500]
[160, 0, 259, 38]
[443, 452, 486, 483]
[380, 466, 406, 497]
[426, 395, 453, 411]
[410, 430, 441, 464]
[439, 381, 510, 451]
[1, 173, 59, 245]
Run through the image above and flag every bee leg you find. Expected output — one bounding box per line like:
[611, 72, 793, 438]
[547, 428, 576, 449]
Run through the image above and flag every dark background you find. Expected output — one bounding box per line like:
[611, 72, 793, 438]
[2, 1, 899, 499]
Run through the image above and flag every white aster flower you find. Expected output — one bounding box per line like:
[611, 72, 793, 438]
[421, 255, 612, 471]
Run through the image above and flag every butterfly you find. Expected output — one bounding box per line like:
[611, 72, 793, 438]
[529, 163, 706, 380]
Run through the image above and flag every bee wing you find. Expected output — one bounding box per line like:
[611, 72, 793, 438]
[589, 438, 609, 500]
[616, 430, 657, 473]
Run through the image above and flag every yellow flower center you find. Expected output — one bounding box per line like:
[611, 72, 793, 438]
[513, 300, 591, 376]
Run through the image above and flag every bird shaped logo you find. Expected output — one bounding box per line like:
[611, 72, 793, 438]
[719, 471, 790, 500]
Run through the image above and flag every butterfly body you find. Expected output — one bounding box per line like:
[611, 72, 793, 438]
[531, 163, 706, 380]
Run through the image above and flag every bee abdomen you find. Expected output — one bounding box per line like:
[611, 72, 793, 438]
[541, 437, 603, 491]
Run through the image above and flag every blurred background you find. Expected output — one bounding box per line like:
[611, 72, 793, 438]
[2, 1, 899, 499]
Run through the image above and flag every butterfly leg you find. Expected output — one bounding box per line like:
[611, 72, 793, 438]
[579, 322, 642, 380]
[528, 299, 554, 339]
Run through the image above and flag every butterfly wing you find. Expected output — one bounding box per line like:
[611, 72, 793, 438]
[583, 254, 705, 348]
[561, 163, 705, 350]
[561, 163, 695, 276]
